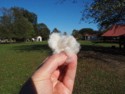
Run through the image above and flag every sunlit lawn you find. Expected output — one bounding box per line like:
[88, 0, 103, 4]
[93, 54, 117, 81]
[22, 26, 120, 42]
[0, 41, 50, 94]
[0, 41, 125, 94]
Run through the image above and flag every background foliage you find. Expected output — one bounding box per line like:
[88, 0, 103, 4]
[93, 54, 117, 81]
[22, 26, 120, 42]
[0, 7, 50, 41]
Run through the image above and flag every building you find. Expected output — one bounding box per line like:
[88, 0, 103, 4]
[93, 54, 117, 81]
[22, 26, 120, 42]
[102, 25, 125, 37]
[36, 36, 42, 42]
[31, 36, 42, 42]
[102, 25, 125, 48]
[83, 33, 97, 40]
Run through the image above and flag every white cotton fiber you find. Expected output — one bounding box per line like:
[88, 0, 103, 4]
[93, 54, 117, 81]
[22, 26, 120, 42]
[48, 33, 80, 55]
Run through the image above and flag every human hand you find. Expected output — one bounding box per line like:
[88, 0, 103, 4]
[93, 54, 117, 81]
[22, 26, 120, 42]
[31, 52, 77, 94]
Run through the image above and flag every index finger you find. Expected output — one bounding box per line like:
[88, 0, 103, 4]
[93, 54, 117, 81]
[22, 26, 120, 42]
[63, 54, 77, 91]
[32, 52, 68, 80]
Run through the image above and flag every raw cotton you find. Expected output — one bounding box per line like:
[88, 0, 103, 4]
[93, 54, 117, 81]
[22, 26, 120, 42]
[48, 33, 80, 55]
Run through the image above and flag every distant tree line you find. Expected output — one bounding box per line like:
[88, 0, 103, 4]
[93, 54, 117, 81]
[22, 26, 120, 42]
[72, 28, 100, 40]
[0, 7, 50, 42]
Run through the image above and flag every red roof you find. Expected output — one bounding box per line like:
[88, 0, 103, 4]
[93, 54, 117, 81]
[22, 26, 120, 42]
[102, 25, 125, 36]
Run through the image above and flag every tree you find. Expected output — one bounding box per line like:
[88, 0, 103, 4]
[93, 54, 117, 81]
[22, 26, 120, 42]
[0, 7, 37, 41]
[11, 7, 37, 25]
[79, 28, 94, 35]
[37, 23, 50, 40]
[13, 17, 34, 41]
[0, 8, 14, 39]
[83, 0, 125, 30]
[72, 29, 82, 39]
[60, 0, 125, 30]
[52, 28, 60, 33]
[11, 7, 38, 34]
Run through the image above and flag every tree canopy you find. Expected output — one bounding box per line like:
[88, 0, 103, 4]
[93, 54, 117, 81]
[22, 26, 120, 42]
[60, 0, 125, 30]
[37, 23, 50, 40]
[52, 28, 60, 33]
[72, 29, 82, 39]
[0, 7, 50, 42]
[79, 28, 95, 35]
[13, 17, 34, 41]
[0, 7, 37, 41]
[72, 28, 98, 40]
[83, 0, 125, 30]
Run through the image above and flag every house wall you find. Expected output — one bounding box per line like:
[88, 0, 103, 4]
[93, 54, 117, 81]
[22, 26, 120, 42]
[83, 36, 97, 40]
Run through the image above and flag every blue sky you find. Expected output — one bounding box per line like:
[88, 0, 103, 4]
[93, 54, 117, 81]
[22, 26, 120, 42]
[0, 0, 98, 34]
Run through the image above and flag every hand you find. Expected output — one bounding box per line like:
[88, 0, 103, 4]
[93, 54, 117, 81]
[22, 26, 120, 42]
[32, 53, 77, 94]
[20, 52, 77, 94]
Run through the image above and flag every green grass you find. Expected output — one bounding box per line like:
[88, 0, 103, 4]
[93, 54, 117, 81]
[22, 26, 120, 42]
[79, 40, 119, 47]
[74, 58, 125, 94]
[0, 42, 51, 94]
[0, 41, 125, 94]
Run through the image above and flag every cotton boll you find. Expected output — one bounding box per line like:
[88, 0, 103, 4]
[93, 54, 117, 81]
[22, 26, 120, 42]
[48, 33, 61, 53]
[66, 36, 80, 54]
[48, 32, 80, 62]
[58, 35, 70, 52]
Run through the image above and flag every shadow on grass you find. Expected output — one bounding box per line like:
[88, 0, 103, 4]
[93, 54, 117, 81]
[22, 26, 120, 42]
[13, 43, 125, 56]
[78, 44, 125, 64]
[80, 45, 125, 56]
[12, 44, 52, 53]
[75, 44, 125, 94]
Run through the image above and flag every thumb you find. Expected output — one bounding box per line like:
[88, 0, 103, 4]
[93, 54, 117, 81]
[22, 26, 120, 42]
[32, 52, 67, 81]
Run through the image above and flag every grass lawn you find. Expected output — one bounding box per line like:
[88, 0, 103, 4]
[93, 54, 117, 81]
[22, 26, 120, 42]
[0, 41, 50, 94]
[0, 41, 125, 94]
